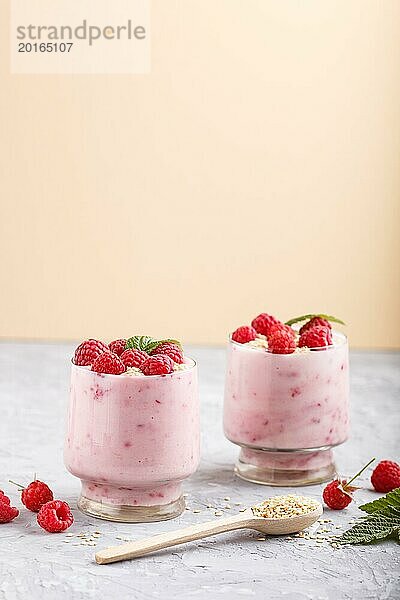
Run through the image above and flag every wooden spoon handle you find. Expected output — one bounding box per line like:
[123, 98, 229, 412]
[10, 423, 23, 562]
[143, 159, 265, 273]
[95, 512, 251, 564]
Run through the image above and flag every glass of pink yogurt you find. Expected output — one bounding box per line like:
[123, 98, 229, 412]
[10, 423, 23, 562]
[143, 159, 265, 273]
[65, 352, 199, 522]
[223, 325, 349, 486]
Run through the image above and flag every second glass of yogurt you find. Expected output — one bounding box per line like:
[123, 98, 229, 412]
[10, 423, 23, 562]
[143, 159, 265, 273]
[65, 336, 200, 522]
[223, 314, 349, 486]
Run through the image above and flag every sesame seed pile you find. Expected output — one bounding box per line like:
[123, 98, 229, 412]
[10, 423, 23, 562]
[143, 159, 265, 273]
[252, 495, 320, 519]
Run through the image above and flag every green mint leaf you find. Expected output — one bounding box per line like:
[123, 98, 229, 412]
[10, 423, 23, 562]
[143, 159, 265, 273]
[337, 513, 400, 545]
[285, 314, 346, 327]
[360, 488, 400, 515]
[126, 336, 183, 354]
[337, 489, 400, 545]
[126, 336, 158, 353]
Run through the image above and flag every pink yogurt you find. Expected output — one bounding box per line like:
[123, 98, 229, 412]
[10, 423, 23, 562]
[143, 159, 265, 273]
[65, 360, 200, 509]
[223, 332, 349, 478]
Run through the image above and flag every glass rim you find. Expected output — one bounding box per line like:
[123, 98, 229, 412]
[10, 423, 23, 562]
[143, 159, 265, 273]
[70, 356, 197, 379]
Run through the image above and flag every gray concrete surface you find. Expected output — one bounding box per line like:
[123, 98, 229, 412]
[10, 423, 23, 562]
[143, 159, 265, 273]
[0, 343, 399, 600]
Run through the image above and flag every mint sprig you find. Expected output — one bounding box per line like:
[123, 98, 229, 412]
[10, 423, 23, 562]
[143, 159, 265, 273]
[336, 488, 400, 545]
[360, 488, 400, 515]
[126, 336, 182, 354]
[285, 314, 345, 327]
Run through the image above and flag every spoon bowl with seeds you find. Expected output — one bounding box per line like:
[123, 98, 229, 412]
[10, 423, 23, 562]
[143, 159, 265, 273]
[95, 495, 322, 564]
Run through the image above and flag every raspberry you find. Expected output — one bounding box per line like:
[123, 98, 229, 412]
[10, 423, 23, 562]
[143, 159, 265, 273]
[21, 480, 54, 513]
[299, 317, 332, 335]
[141, 355, 174, 376]
[298, 325, 333, 349]
[371, 460, 400, 493]
[231, 326, 257, 344]
[120, 348, 148, 368]
[152, 342, 184, 364]
[268, 322, 296, 338]
[323, 480, 352, 510]
[0, 502, 19, 523]
[37, 500, 74, 533]
[74, 339, 108, 366]
[109, 339, 127, 356]
[92, 352, 126, 375]
[251, 313, 280, 337]
[0, 491, 10, 506]
[268, 329, 296, 354]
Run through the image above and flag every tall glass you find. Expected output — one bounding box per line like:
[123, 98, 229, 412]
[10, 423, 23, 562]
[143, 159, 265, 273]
[223, 333, 349, 486]
[65, 360, 200, 522]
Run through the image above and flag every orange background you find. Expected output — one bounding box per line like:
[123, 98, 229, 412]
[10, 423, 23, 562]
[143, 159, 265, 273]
[1, 1, 399, 347]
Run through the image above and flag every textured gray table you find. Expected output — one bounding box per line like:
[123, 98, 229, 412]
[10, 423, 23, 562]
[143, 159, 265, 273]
[0, 343, 399, 600]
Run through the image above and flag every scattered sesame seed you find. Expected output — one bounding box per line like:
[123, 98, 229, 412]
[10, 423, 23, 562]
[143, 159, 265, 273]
[192, 509, 201, 514]
[224, 497, 231, 501]
[214, 511, 223, 517]
[239, 508, 247, 512]
[224, 505, 231, 510]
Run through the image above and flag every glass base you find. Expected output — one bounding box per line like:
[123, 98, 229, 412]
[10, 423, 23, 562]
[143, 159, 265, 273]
[78, 494, 185, 523]
[235, 447, 336, 486]
[77, 480, 185, 522]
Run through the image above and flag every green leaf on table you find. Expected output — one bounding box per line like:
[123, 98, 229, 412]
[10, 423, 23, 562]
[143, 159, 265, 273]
[336, 488, 400, 545]
[337, 513, 400, 545]
[285, 314, 346, 327]
[359, 488, 400, 515]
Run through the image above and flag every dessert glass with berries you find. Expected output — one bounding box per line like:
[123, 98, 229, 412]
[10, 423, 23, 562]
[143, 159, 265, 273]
[64, 336, 200, 522]
[223, 314, 350, 486]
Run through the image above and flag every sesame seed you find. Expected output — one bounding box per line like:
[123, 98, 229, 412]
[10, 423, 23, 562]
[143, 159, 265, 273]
[214, 511, 223, 517]
[224, 497, 231, 501]
[252, 495, 320, 519]
[192, 509, 201, 514]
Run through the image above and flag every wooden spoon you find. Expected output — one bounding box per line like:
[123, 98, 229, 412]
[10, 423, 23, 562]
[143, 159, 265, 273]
[95, 502, 323, 564]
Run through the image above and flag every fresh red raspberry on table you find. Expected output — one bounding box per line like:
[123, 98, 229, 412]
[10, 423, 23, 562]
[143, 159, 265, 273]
[109, 339, 127, 356]
[251, 313, 279, 337]
[91, 352, 126, 375]
[21, 480, 54, 513]
[0, 491, 10, 506]
[74, 339, 108, 366]
[0, 502, 19, 523]
[37, 500, 74, 533]
[268, 322, 296, 338]
[152, 342, 184, 364]
[268, 329, 296, 354]
[298, 325, 333, 349]
[299, 317, 332, 335]
[231, 326, 257, 344]
[371, 460, 400, 493]
[120, 348, 148, 368]
[141, 355, 175, 376]
[323, 479, 353, 510]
